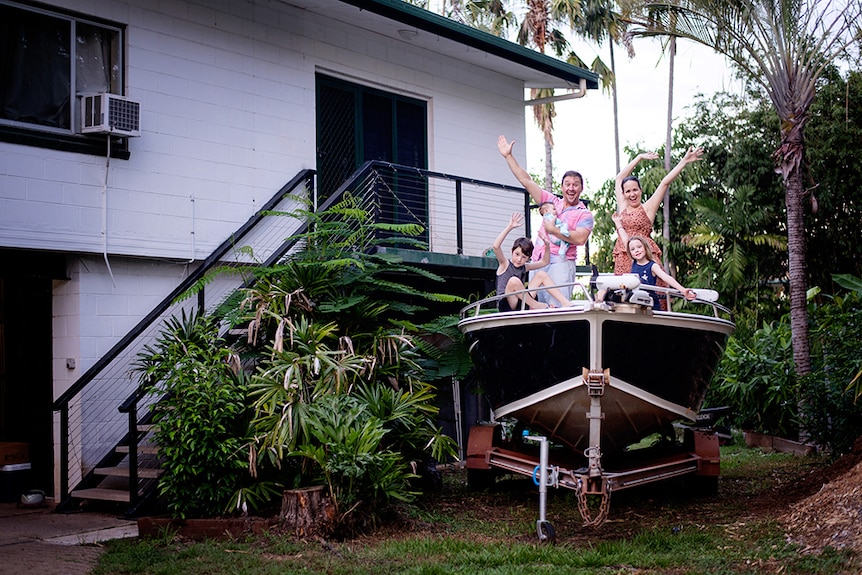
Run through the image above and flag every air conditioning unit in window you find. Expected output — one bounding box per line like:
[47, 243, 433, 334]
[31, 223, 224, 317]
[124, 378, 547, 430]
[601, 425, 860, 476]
[80, 93, 141, 137]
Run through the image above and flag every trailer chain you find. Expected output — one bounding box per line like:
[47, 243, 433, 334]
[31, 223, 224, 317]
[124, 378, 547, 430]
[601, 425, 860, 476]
[575, 478, 612, 527]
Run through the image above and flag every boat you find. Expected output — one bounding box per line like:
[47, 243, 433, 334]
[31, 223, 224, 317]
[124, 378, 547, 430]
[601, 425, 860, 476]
[458, 274, 735, 535]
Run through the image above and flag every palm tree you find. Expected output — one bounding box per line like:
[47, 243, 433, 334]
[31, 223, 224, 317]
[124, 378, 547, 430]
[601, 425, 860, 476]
[576, 0, 631, 173]
[517, 0, 584, 189]
[625, 0, 862, 376]
[684, 185, 786, 307]
[441, 0, 515, 32]
[438, 1, 618, 189]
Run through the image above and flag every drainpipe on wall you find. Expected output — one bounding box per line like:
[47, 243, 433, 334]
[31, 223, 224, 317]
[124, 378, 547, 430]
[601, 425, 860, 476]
[524, 78, 588, 106]
[103, 136, 116, 287]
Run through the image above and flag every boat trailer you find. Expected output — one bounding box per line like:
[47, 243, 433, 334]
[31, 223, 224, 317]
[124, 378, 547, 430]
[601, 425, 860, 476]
[465, 369, 722, 541]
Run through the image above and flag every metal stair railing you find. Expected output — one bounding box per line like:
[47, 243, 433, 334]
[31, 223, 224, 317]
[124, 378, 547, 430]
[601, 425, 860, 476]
[52, 169, 315, 511]
[351, 160, 591, 264]
[50, 160, 549, 514]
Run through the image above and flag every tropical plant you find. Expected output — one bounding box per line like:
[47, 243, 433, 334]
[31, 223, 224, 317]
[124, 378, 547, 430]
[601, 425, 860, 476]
[354, 378, 458, 468]
[439, 1, 614, 189]
[669, 77, 862, 330]
[797, 286, 862, 456]
[803, 69, 862, 292]
[576, 0, 630, 172]
[248, 318, 367, 462]
[684, 184, 786, 304]
[440, 0, 516, 34]
[135, 310, 256, 519]
[833, 274, 862, 402]
[519, 0, 616, 189]
[706, 318, 799, 438]
[236, 197, 461, 526]
[708, 275, 862, 453]
[625, 0, 862, 378]
[289, 393, 418, 528]
[667, 91, 788, 334]
[676, 73, 862, 298]
[136, 195, 464, 524]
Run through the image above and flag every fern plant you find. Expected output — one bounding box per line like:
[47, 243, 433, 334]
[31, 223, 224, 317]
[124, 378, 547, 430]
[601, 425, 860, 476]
[138, 195, 463, 525]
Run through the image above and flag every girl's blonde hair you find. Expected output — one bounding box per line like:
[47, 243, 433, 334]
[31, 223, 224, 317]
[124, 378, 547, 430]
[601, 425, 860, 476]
[627, 235, 657, 262]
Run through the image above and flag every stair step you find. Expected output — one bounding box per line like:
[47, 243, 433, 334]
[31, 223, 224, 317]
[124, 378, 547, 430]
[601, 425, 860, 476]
[137, 424, 155, 432]
[71, 487, 132, 503]
[116, 445, 159, 454]
[94, 466, 162, 479]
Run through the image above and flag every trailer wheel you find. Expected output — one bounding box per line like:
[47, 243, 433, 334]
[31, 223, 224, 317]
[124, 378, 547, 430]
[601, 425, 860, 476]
[537, 520, 556, 544]
[467, 468, 496, 491]
[692, 475, 719, 497]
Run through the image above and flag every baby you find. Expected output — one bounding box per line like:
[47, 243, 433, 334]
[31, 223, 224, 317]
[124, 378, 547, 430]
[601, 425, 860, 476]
[539, 201, 570, 258]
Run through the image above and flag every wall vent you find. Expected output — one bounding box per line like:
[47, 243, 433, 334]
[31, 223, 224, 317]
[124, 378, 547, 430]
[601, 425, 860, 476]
[81, 93, 141, 137]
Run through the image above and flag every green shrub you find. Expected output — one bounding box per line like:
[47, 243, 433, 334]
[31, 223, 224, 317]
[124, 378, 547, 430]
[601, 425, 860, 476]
[239, 198, 459, 526]
[290, 393, 417, 528]
[137, 310, 251, 519]
[140, 198, 461, 523]
[707, 285, 862, 454]
[798, 291, 862, 456]
[706, 318, 799, 437]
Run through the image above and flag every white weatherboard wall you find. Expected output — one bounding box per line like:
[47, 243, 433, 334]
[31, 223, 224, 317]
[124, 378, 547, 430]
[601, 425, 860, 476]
[0, 0, 534, 340]
[1, 0, 527, 263]
[2, 0, 534, 438]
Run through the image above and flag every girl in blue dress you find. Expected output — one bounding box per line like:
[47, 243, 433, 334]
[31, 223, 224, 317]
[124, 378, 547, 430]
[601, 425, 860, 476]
[624, 234, 696, 309]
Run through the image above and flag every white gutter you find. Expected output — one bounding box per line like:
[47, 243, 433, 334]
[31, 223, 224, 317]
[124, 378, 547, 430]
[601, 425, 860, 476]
[524, 78, 587, 106]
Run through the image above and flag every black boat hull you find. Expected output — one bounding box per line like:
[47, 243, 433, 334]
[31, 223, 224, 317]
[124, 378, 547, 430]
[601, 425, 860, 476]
[460, 304, 734, 454]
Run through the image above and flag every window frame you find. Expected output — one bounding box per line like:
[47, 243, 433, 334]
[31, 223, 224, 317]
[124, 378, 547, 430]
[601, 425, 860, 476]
[0, 0, 130, 158]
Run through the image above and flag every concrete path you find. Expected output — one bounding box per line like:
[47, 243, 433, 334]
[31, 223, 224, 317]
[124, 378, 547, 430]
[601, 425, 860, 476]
[0, 501, 137, 575]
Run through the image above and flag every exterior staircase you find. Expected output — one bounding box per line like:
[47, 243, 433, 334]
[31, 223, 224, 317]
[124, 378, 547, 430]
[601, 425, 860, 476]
[52, 161, 537, 517]
[70, 424, 161, 505]
[53, 167, 317, 517]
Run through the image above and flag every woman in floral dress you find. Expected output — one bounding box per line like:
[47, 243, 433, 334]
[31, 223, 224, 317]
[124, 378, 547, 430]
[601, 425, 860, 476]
[611, 146, 704, 275]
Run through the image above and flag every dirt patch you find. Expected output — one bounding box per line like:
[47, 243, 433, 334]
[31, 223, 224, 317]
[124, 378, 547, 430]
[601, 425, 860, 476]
[781, 438, 862, 555]
[345, 441, 862, 553]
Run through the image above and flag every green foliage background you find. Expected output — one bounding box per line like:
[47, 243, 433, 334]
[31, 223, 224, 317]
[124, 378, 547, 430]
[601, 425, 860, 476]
[137, 197, 462, 527]
[590, 68, 862, 451]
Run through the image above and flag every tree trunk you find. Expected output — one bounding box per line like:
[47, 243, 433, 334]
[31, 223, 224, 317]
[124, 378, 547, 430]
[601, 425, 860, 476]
[280, 485, 336, 537]
[776, 120, 812, 378]
[784, 167, 811, 376]
[610, 41, 620, 173]
[662, 36, 676, 276]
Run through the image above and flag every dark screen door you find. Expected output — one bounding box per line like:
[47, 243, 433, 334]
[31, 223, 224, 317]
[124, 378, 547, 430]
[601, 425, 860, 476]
[316, 75, 428, 238]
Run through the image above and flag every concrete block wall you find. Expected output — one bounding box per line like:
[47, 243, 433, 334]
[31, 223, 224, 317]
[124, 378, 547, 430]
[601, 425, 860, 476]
[0, 0, 526, 263]
[1, 1, 533, 479]
[51, 255, 198, 399]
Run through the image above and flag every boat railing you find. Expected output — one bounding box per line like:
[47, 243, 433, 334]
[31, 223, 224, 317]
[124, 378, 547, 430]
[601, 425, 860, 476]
[460, 280, 593, 318]
[459, 274, 733, 321]
[642, 284, 734, 319]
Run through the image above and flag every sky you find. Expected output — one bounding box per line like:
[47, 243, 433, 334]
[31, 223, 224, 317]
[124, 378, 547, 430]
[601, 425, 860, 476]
[523, 37, 744, 194]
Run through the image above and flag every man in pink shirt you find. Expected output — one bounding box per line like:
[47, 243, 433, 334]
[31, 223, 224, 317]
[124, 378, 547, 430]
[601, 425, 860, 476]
[498, 135, 594, 306]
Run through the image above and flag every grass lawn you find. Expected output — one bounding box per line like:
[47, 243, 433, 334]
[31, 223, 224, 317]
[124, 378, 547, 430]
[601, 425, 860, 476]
[93, 441, 860, 574]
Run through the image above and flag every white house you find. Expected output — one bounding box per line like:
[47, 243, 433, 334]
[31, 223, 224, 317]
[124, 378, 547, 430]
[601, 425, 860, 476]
[0, 0, 597, 505]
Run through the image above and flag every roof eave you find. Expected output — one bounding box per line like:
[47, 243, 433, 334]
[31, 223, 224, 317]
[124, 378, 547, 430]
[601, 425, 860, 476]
[338, 0, 600, 90]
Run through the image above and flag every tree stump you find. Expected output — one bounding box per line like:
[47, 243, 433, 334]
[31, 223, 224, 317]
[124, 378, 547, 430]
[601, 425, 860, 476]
[279, 485, 335, 537]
